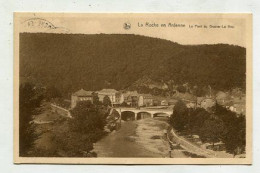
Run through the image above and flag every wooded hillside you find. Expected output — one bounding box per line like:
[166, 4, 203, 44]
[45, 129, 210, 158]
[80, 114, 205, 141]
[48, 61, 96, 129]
[20, 33, 246, 96]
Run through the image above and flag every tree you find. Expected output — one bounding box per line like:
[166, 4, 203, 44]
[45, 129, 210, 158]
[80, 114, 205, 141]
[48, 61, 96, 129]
[92, 92, 101, 105]
[120, 101, 129, 107]
[199, 117, 225, 146]
[55, 101, 108, 157]
[19, 82, 43, 156]
[222, 116, 246, 156]
[214, 103, 245, 155]
[45, 85, 62, 101]
[54, 131, 99, 157]
[106, 109, 121, 131]
[103, 95, 112, 107]
[189, 108, 210, 134]
[151, 87, 163, 96]
[177, 85, 186, 93]
[169, 100, 188, 131]
[21, 33, 246, 96]
[70, 101, 106, 133]
[193, 86, 206, 97]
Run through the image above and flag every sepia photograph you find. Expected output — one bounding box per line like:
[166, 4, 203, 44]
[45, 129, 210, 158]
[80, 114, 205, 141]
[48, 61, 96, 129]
[13, 13, 252, 164]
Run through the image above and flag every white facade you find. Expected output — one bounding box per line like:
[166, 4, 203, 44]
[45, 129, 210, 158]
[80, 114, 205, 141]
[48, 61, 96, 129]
[97, 89, 120, 105]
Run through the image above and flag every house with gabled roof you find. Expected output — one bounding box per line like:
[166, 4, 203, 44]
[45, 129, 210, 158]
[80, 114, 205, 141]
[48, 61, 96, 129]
[71, 89, 93, 108]
[97, 89, 122, 106]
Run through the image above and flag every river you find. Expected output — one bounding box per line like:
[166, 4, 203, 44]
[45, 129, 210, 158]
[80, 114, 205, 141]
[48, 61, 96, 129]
[93, 117, 188, 158]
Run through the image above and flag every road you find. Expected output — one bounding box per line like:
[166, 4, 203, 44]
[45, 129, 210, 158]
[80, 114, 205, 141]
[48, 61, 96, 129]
[93, 117, 188, 158]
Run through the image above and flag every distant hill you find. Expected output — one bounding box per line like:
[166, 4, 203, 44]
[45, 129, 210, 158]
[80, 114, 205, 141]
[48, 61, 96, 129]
[20, 33, 246, 96]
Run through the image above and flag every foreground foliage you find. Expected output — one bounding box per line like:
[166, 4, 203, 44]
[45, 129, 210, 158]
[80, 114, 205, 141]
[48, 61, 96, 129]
[19, 82, 44, 156]
[54, 101, 108, 157]
[169, 100, 246, 156]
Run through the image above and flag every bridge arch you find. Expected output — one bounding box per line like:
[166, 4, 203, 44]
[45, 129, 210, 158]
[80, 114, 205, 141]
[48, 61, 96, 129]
[136, 111, 152, 120]
[152, 112, 171, 118]
[121, 111, 136, 121]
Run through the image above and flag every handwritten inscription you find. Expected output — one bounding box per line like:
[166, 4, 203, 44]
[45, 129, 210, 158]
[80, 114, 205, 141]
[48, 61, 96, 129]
[23, 18, 56, 29]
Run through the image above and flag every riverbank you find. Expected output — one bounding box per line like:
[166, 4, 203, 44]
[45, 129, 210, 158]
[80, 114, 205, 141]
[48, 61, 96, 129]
[168, 128, 237, 158]
[93, 118, 175, 158]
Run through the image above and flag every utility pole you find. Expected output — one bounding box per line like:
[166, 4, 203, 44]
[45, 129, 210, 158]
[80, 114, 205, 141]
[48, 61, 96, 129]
[208, 85, 212, 98]
[119, 108, 121, 128]
[188, 107, 191, 136]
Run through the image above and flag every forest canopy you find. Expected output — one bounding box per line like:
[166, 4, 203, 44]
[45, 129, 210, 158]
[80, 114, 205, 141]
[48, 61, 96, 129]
[20, 33, 246, 96]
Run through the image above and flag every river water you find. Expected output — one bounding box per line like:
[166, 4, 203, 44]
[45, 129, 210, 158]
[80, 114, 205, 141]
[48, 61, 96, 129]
[93, 117, 188, 158]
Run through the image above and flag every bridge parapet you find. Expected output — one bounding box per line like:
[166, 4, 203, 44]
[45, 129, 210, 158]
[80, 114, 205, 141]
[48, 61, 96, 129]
[114, 107, 172, 119]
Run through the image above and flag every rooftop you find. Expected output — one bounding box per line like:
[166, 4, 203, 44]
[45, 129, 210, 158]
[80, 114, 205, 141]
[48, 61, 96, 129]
[141, 94, 153, 98]
[72, 89, 93, 97]
[122, 91, 139, 97]
[98, 89, 118, 94]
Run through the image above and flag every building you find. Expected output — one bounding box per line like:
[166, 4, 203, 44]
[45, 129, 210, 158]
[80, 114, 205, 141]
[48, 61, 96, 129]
[97, 89, 120, 106]
[138, 94, 153, 107]
[196, 97, 204, 107]
[152, 99, 160, 106]
[138, 95, 144, 107]
[217, 93, 246, 116]
[197, 97, 216, 111]
[167, 99, 178, 106]
[151, 97, 177, 106]
[122, 91, 139, 107]
[200, 98, 216, 110]
[216, 91, 230, 105]
[233, 103, 245, 115]
[131, 96, 139, 107]
[71, 89, 93, 108]
[115, 92, 124, 105]
[186, 101, 196, 108]
[160, 100, 168, 106]
[226, 101, 245, 116]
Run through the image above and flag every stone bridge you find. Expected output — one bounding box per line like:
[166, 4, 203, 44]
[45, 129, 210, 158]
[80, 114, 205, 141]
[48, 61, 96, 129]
[114, 107, 173, 120]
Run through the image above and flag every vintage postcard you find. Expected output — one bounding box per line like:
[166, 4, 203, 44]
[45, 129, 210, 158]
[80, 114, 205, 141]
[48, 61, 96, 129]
[14, 13, 252, 164]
